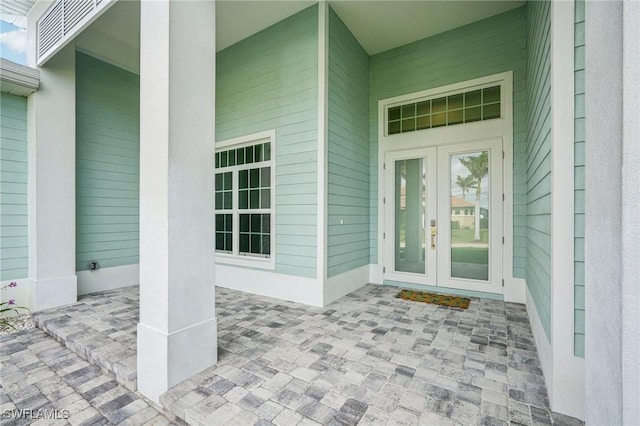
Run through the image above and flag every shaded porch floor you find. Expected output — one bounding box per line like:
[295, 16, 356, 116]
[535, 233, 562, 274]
[30, 284, 582, 426]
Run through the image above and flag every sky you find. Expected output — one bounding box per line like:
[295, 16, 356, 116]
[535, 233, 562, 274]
[0, 20, 27, 65]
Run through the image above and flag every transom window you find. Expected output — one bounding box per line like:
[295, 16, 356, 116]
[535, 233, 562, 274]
[215, 136, 274, 265]
[387, 85, 501, 135]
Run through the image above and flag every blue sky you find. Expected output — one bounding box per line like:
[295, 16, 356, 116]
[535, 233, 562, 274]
[0, 20, 27, 65]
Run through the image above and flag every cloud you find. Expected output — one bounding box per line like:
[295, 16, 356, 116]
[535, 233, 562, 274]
[0, 28, 27, 54]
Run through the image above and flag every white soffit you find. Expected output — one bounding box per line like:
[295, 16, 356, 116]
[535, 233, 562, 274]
[330, 0, 525, 55]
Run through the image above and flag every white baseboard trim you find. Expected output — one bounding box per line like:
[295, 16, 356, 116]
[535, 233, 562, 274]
[526, 285, 553, 397]
[504, 277, 526, 303]
[369, 264, 383, 284]
[215, 264, 323, 307]
[137, 317, 218, 404]
[325, 265, 370, 305]
[77, 264, 139, 295]
[30, 275, 77, 311]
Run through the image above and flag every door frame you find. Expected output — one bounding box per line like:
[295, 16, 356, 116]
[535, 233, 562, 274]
[376, 71, 514, 296]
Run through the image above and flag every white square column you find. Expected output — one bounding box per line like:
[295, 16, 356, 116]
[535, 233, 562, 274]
[137, 0, 217, 404]
[26, 3, 78, 312]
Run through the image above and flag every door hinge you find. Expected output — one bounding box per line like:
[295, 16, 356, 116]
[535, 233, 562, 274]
[383, 232, 386, 239]
[502, 279, 505, 287]
[383, 163, 386, 170]
[502, 151, 505, 159]
[502, 193, 505, 202]
[502, 237, 505, 244]
[383, 197, 386, 204]
[383, 267, 386, 273]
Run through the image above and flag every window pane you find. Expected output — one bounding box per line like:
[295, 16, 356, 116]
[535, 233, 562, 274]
[465, 90, 482, 107]
[251, 214, 261, 233]
[401, 118, 415, 133]
[262, 235, 270, 255]
[223, 191, 232, 209]
[261, 214, 271, 233]
[432, 97, 446, 113]
[255, 144, 262, 162]
[401, 104, 415, 119]
[237, 148, 245, 165]
[246, 146, 254, 164]
[223, 172, 232, 190]
[465, 106, 482, 123]
[216, 214, 225, 231]
[240, 233, 249, 253]
[389, 106, 401, 121]
[240, 214, 249, 232]
[261, 189, 270, 208]
[215, 173, 223, 191]
[448, 109, 463, 125]
[394, 158, 426, 274]
[239, 170, 248, 189]
[417, 100, 430, 116]
[216, 233, 224, 251]
[250, 169, 260, 188]
[417, 115, 431, 130]
[215, 192, 222, 208]
[250, 190, 260, 209]
[448, 94, 463, 110]
[251, 234, 261, 254]
[215, 153, 220, 168]
[220, 151, 227, 167]
[388, 121, 401, 135]
[483, 86, 500, 103]
[261, 167, 271, 188]
[225, 233, 232, 251]
[483, 103, 500, 120]
[239, 190, 248, 209]
[432, 112, 446, 127]
[228, 150, 236, 166]
[263, 143, 271, 161]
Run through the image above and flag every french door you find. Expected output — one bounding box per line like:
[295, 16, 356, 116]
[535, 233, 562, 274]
[384, 139, 503, 294]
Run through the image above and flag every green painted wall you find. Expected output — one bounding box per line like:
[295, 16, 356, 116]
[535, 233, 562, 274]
[368, 7, 528, 278]
[0, 93, 28, 281]
[327, 7, 370, 278]
[574, 0, 585, 357]
[525, 0, 552, 339]
[76, 53, 140, 272]
[216, 6, 318, 278]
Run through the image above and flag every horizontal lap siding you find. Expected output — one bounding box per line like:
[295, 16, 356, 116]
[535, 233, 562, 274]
[327, 8, 370, 277]
[369, 7, 528, 278]
[76, 53, 140, 271]
[216, 6, 318, 278]
[0, 93, 28, 280]
[526, 1, 552, 338]
[574, 0, 585, 357]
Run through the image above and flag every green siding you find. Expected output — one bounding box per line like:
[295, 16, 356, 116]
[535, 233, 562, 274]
[76, 53, 140, 271]
[327, 7, 370, 278]
[0, 93, 28, 281]
[526, 0, 552, 339]
[216, 6, 318, 278]
[574, 0, 585, 357]
[369, 7, 528, 278]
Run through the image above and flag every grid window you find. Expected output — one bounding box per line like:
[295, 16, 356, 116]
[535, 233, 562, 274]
[215, 139, 273, 261]
[387, 85, 501, 135]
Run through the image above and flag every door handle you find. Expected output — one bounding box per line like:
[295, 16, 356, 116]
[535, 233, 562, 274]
[431, 227, 437, 249]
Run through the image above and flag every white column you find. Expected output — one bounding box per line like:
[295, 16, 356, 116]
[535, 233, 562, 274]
[137, 0, 217, 404]
[26, 3, 78, 311]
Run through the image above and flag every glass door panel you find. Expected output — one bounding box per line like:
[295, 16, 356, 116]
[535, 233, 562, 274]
[394, 158, 426, 274]
[449, 151, 489, 281]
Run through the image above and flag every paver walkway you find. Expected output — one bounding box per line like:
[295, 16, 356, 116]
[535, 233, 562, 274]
[0, 328, 170, 425]
[22, 284, 583, 426]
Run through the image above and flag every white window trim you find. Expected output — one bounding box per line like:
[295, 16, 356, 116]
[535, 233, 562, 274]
[215, 130, 276, 270]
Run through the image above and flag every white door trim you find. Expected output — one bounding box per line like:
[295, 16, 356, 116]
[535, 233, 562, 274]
[377, 71, 514, 298]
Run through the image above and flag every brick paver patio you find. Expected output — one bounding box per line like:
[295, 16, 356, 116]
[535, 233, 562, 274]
[2, 284, 583, 425]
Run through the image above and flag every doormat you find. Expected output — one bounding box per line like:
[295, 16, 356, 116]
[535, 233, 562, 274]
[394, 289, 471, 309]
